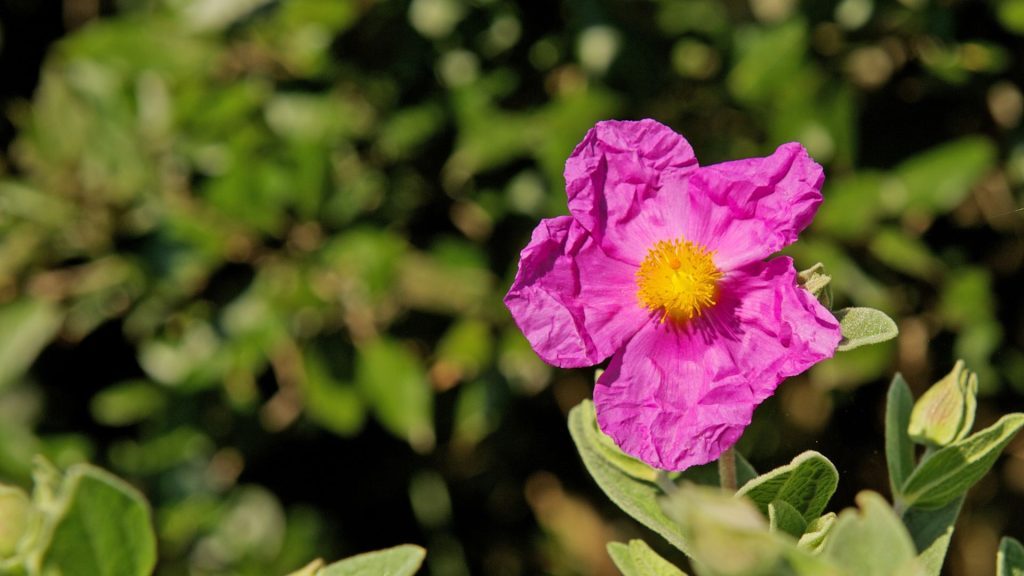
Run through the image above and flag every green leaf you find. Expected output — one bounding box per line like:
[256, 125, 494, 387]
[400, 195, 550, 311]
[902, 495, 964, 576]
[998, 537, 1024, 576]
[317, 544, 426, 576]
[886, 374, 916, 501]
[303, 349, 366, 438]
[567, 401, 691, 554]
[0, 299, 62, 391]
[769, 499, 808, 539]
[40, 464, 157, 576]
[607, 540, 688, 576]
[435, 318, 494, 383]
[822, 491, 919, 576]
[812, 172, 886, 241]
[663, 485, 842, 576]
[89, 380, 167, 427]
[727, 19, 808, 105]
[736, 451, 838, 523]
[835, 307, 899, 351]
[356, 338, 434, 452]
[867, 227, 943, 281]
[893, 136, 997, 215]
[901, 413, 1024, 509]
[998, 0, 1024, 35]
[797, 513, 836, 554]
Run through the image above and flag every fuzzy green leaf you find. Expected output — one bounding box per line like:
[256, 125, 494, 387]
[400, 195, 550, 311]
[568, 400, 691, 554]
[607, 540, 688, 576]
[736, 451, 838, 523]
[317, 545, 426, 576]
[797, 513, 836, 554]
[903, 495, 964, 576]
[663, 485, 842, 576]
[886, 374, 916, 500]
[901, 413, 1024, 509]
[40, 465, 157, 576]
[822, 491, 920, 576]
[998, 537, 1024, 576]
[835, 307, 899, 351]
[769, 499, 808, 539]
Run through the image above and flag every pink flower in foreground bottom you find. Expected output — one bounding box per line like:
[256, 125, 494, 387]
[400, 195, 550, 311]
[505, 119, 842, 471]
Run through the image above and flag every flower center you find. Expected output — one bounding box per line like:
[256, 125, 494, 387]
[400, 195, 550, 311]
[636, 238, 722, 323]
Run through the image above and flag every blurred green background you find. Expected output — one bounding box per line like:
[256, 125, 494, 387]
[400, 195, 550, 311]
[1, 0, 1023, 574]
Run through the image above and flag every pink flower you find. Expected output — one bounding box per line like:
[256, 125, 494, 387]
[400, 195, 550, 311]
[505, 119, 841, 471]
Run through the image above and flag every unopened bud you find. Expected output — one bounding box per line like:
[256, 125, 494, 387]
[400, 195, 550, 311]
[908, 360, 978, 447]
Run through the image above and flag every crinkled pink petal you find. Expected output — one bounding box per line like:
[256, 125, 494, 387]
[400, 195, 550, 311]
[504, 216, 651, 368]
[670, 143, 824, 270]
[565, 119, 699, 264]
[593, 257, 840, 470]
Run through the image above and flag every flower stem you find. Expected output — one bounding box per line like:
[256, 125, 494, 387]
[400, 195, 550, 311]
[718, 447, 737, 492]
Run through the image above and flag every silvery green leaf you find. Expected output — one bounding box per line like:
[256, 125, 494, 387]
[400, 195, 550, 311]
[998, 537, 1024, 576]
[822, 491, 921, 576]
[607, 540, 688, 576]
[317, 545, 426, 576]
[834, 307, 899, 351]
[901, 413, 1024, 509]
[736, 451, 838, 523]
[769, 499, 808, 539]
[902, 496, 964, 576]
[568, 401, 691, 554]
[886, 374, 916, 501]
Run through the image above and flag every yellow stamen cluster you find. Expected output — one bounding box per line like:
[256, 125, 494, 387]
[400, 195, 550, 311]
[636, 238, 722, 324]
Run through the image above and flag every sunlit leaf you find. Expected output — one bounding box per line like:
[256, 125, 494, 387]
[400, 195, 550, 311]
[835, 307, 899, 351]
[608, 539, 688, 576]
[317, 544, 426, 576]
[40, 464, 157, 576]
[998, 537, 1024, 576]
[901, 414, 1024, 509]
[736, 451, 838, 523]
[822, 491, 920, 576]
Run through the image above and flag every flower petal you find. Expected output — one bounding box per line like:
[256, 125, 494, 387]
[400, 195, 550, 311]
[593, 257, 840, 470]
[504, 216, 650, 368]
[676, 143, 825, 270]
[565, 119, 699, 264]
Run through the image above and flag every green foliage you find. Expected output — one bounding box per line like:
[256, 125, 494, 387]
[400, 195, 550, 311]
[607, 540, 687, 576]
[1, 0, 1023, 573]
[834, 308, 899, 352]
[998, 537, 1024, 576]
[355, 339, 434, 452]
[901, 413, 1024, 509]
[0, 300, 62, 391]
[567, 400, 692, 555]
[0, 460, 156, 576]
[576, 361, 1023, 576]
[884, 375, 916, 501]
[822, 492, 920, 576]
[313, 545, 425, 576]
[736, 451, 838, 523]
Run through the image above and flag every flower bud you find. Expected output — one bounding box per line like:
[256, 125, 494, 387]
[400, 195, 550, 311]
[0, 484, 31, 559]
[908, 360, 978, 447]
